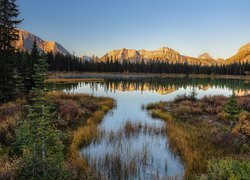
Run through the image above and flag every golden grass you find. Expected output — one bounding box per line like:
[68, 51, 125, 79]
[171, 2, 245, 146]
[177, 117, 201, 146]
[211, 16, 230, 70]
[48, 92, 115, 178]
[147, 101, 232, 178]
[45, 77, 105, 84]
[151, 109, 173, 122]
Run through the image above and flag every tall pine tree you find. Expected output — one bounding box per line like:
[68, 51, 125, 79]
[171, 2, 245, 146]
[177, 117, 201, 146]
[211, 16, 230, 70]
[16, 54, 66, 179]
[0, 0, 22, 102]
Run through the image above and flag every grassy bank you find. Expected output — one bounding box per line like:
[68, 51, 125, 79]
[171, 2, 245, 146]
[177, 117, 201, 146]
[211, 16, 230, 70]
[48, 72, 250, 80]
[47, 92, 115, 179]
[0, 92, 114, 179]
[45, 77, 105, 84]
[147, 95, 250, 179]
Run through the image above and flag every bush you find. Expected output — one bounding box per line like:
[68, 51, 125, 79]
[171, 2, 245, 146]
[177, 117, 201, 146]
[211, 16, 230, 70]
[214, 132, 248, 154]
[217, 111, 230, 122]
[53, 99, 83, 124]
[232, 111, 250, 137]
[174, 104, 191, 119]
[238, 95, 250, 111]
[0, 101, 24, 146]
[200, 159, 250, 180]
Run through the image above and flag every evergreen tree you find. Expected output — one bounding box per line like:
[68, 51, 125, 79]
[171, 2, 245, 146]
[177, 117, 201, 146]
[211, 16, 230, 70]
[0, 0, 22, 102]
[189, 88, 198, 101]
[14, 51, 26, 96]
[26, 40, 40, 92]
[224, 92, 241, 122]
[16, 54, 66, 179]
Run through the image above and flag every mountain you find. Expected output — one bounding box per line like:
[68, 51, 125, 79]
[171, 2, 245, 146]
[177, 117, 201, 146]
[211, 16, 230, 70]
[16, 29, 71, 55]
[227, 43, 250, 64]
[198, 53, 213, 60]
[101, 47, 217, 66]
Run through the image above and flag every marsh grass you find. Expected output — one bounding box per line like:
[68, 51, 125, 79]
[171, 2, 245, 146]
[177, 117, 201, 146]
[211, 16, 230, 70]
[147, 95, 250, 178]
[45, 77, 104, 84]
[82, 121, 177, 179]
[47, 92, 115, 178]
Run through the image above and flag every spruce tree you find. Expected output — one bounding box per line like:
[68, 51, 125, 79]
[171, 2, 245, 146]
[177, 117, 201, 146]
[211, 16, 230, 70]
[0, 0, 22, 102]
[16, 54, 66, 179]
[224, 92, 241, 122]
[190, 88, 198, 101]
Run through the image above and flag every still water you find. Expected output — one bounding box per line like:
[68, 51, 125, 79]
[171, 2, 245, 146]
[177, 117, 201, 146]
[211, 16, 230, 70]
[54, 77, 249, 179]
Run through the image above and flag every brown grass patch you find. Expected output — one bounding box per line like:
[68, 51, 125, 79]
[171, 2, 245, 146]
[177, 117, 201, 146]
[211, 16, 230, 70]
[45, 77, 104, 84]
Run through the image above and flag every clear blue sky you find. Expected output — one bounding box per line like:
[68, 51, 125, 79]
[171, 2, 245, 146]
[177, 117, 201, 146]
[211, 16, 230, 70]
[18, 0, 250, 58]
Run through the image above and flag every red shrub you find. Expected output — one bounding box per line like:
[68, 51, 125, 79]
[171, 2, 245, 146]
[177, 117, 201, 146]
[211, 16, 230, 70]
[238, 96, 250, 111]
[55, 99, 81, 121]
[0, 103, 22, 121]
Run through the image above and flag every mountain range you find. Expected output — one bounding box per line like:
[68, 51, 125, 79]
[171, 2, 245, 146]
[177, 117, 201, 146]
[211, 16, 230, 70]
[16, 29, 250, 65]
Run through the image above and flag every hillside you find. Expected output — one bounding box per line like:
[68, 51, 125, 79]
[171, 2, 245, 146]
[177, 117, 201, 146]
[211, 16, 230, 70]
[101, 47, 220, 66]
[227, 43, 250, 64]
[16, 29, 71, 55]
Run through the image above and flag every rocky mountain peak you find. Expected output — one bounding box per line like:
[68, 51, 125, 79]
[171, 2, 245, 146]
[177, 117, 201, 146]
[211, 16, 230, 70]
[238, 43, 250, 53]
[199, 53, 213, 59]
[158, 47, 180, 54]
[16, 29, 70, 55]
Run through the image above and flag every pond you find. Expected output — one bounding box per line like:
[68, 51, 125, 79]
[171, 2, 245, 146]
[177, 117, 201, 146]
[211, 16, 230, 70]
[51, 77, 249, 179]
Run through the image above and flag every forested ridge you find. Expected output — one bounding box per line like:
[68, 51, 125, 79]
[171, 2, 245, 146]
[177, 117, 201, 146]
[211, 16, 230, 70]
[45, 51, 250, 75]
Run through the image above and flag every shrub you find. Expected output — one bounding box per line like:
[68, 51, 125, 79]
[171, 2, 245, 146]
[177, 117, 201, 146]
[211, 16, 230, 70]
[217, 111, 230, 122]
[200, 159, 250, 180]
[0, 101, 24, 146]
[232, 111, 250, 137]
[238, 96, 250, 111]
[173, 104, 191, 119]
[56, 99, 82, 122]
[214, 132, 248, 154]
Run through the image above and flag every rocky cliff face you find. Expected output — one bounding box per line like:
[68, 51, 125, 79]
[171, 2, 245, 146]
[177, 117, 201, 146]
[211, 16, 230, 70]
[16, 29, 70, 55]
[199, 53, 213, 60]
[101, 47, 218, 65]
[101, 43, 250, 65]
[227, 43, 250, 64]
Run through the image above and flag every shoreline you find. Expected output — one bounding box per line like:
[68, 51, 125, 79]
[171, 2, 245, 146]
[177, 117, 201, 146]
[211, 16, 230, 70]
[48, 72, 250, 81]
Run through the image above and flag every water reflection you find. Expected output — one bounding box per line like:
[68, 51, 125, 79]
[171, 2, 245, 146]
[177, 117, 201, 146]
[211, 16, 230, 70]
[49, 77, 249, 96]
[51, 77, 249, 179]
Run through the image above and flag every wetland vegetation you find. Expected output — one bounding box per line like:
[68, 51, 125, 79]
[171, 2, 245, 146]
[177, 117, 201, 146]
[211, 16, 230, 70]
[147, 93, 250, 179]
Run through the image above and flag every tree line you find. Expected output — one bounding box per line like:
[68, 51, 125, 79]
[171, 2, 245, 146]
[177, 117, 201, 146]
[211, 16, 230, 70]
[45, 52, 250, 75]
